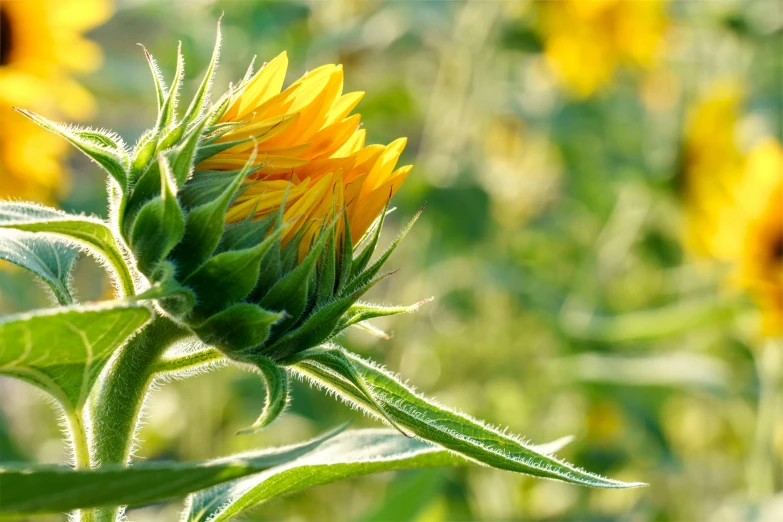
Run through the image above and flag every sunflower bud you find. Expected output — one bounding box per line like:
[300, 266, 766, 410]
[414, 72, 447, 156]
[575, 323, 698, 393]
[115, 29, 416, 362]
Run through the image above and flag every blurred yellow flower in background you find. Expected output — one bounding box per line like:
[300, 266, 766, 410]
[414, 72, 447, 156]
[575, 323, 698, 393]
[684, 86, 783, 335]
[202, 51, 411, 259]
[0, 0, 112, 202]
[537, 0, 668, 98]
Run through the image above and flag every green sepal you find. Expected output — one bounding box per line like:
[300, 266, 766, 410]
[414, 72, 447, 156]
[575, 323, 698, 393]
[343, 207, 422, 296]
[184, 228, 282, 318]
[280, 226, 308, 275]
[316, 227, 337, 308]
[179, 169, 258, 210]
[218, 213, 276, 253]
[182, 22, 222, 126]
[156, 124, 186, 154]
[122, 159, 162, 240]
[263, 271, 393, 361]
[15, 109, 130, 192]
[204, 86, 234, 127]
[166, 117, 210, 188]
[155, 41, 184, 134]
[192, 303, 284, 353]
[260, 219, 336, 331]
[130, 129, 158, 182]
[284, 346, 409, 437]
[133, 265, 196, 317]
[251, 239, 282, 300]
[129, 155, 185, 275]
[236, 355, 289, 434]
[194, 137, 253, 164]
[171, 152, 257, 275]
[351, 201, 389, 277]
[336, 298, 433, 333]
[140, 44, 167, 112]
[336, 214, 353, 293]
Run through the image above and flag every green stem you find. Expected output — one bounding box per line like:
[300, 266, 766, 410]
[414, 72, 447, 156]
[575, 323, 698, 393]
[65, 410, 94, 522]
[150, 346, 224, 374]
[65, 410, 91, 470]
[89, 314, 189, 521]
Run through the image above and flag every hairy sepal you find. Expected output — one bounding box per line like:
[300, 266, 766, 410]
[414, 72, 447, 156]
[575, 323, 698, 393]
[192, 303, 284, 354]
[259, 218, 337, 332]
[15, 109, 130, 192]
[263, 271, 394, 361]
[129, 155, 185, 275]
[170, 151, 257, 275]
[184, 228, 282, 319]
[236, 355, 289, 434]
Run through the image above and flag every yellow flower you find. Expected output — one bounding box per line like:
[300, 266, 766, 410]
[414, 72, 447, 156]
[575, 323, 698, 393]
[199, 52, 411, 259]
[0, 0, 112, 202]
[684, 86, 783, 335]
[737, 143, 783, 335]
[537, 0, 667, 98]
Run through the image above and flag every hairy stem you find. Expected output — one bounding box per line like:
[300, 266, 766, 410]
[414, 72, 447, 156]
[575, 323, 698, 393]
[66, 410, 94, 522]
[150, 346, 224, 374]
[88, 314, 189, 521]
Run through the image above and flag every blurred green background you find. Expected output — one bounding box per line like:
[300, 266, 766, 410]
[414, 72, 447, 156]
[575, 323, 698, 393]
[1, 1, 782, 520]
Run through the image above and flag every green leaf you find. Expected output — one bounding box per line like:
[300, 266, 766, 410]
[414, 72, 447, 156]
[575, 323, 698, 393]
[129, 154, 185, 274]
[292, 350, 646, 489]
[0, 424, 347, 518]
[0, 230, 79, 305]
[183, 429, 464, 522]
[0, 302, 152, 412]
[0, 202, 135, 297]
[15, 109, 130, 191]
[286, 346, 408, 436]
[236, 355, 289, 434]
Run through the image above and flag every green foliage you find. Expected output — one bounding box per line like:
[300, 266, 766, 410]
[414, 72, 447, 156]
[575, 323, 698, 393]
[292, 349, 644, 488]
[183, 429, 464, 522]
[0, 303, 152, 412]
[0, 202, 135, 296]
[0, 424, 345, 518]
[0, 230, 79, 305]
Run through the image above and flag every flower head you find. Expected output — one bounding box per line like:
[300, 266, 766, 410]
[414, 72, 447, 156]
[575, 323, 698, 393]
[0, 0, 112, 202]
[199, 52, 410, 259]
[536, 0, 667, 98]
[683, 86, 783, 335]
